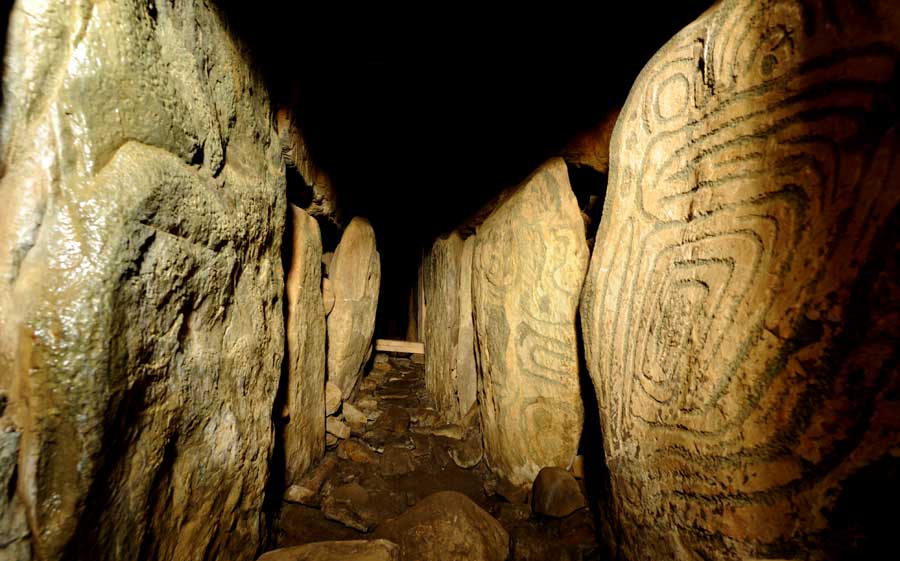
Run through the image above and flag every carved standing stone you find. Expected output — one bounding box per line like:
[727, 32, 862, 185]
[424, 233, 464, 420]
[456, 236, 478, 416]
[0, 1, 285, 560]
[284, 205, 326, 486]
[579, 1, 900, 559]
[473, 157, 588, 487]
[327, 218, 381, 398]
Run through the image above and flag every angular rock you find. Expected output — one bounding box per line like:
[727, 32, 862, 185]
[327, 218, 381, 398]
[472, 157, 588, 486]
[531, 467, 586, 518]
[380, 445, 416, 477]
[322, 278, 335, 317]
[371, 407, 410, 435]
[342, 403, 369, 433]
[284, 456, 337, 507]
[373, 491, 509, 561]
[424, 232, 464, 420]
[325, 381, 343, 417]
[449, 433, 484, 469]
[283, 484, 317, 507]
[257, 540, 400, 561]
[0, 430, 30, 559]
[0, 2, 285, 560]
[284, 205, 327, 486]
[326, 417, 351, 440]
[578, 2, 900, 559]
[456, 235, 479, 417]
[337, 440, 378, 465]
[325, 434, 339, 449]
[321, 483, 379, 532]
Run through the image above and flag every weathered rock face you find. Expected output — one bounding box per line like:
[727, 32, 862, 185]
[0, 1, 285, 560]
[579, 1, 900, 559]
[284, 206, 326, 486]
[424, 232, 464, 420]
[327, 217, 381, 398]
[472, 157, 588, 487]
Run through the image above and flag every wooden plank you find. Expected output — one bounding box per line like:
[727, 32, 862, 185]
[375, 339, 425, 355]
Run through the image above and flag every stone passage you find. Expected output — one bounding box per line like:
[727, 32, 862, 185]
[580, 0, 900, 559]
[273, 354, 599, 561]
[472, 157, 589, 488]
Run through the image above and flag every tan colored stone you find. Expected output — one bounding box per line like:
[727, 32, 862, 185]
[472, 157, 588, 487]
[337, 440, 377, 464]
[531, 467, 586, 518]
[322, 252, 334, 277]
[327, 218, 381, 398]
[324, 381, 343, 416]
[326, 417, 351, 440]
[579, 1, 900, 559]
[424, 232, 464, 420]
[257, 540, 400, 561]
[456, 235, 478, 417]
[283, 484, 317, 506]
[373, 491, 508, 561]
[0, 2, 284, 559]
[342, 403, 369, 432]
[284, 205, 326, 486]
[322, 277, 335, 316]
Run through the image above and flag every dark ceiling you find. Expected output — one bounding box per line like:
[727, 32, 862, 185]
[219, 2, 714, 338]
[223, 2, 713, 240]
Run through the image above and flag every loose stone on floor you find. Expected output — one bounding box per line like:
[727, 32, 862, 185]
[270, 354, 600, 561]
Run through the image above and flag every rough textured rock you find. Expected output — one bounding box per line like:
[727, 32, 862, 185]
[472, 157, 588, 486]
[531, 467, 586, 518]
[284, 205, 326, 486]
[424, 232, 464, 419]
[276, 108, 340, 227]
[337, 440, 377, 464]
[321, 483, 380, 532]
[373, 491, 509, 561]
[579, 1, 900, 559]
[456, 236, 478, 417]
[324, 381, 343, 416]
[0, 2, 285, 560]
[0, 430, 30, 559]
[326, 417, 351, 440]
[327, 218, 381, 398]
[258, 540, 400, 561]
[343, 403, 369, 433]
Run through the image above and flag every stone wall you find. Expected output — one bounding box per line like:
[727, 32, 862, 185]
[580, 0, 900, 558]
[283, 206, 326, 486]
[327, 217, 381, 398]
[0, 1, 285, 560]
